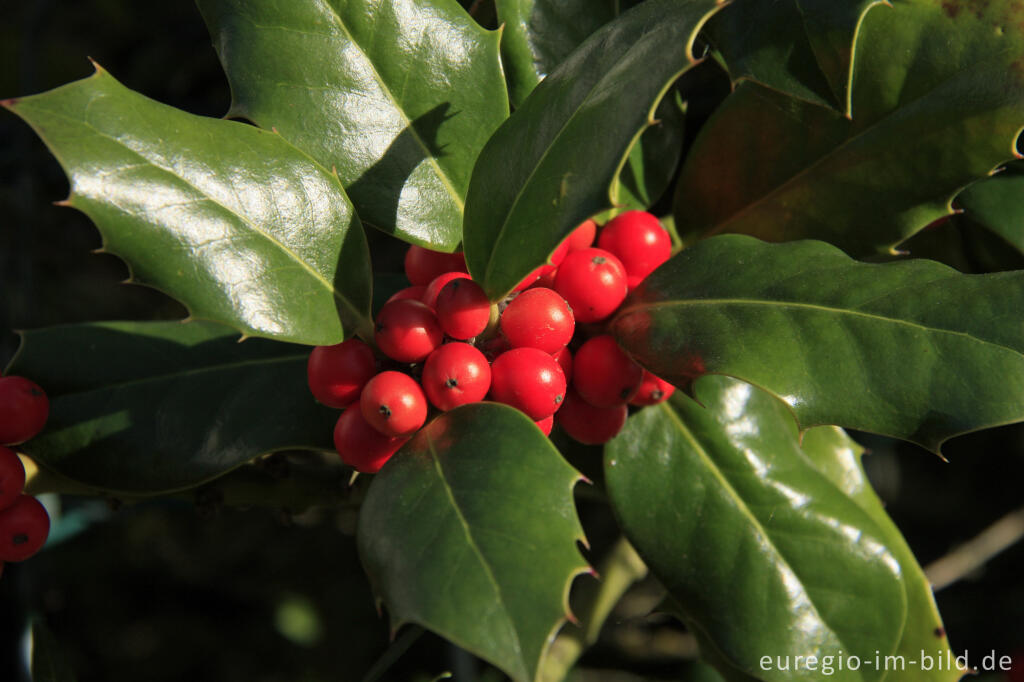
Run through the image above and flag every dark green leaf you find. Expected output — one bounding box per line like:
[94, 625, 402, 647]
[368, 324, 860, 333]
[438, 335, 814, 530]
[197, 0, 509, 251]
[955, 161, 1024, 257]
[611, 88, 687, 212]
[605, 377, 906, 681]
[4, 67, 371, 345]
[611, 235, 1024, 453]
[676, 0, 1024, 256]
[464, 0, 726, 300]
[31, 622, 78, 682]
[358, 403, 587, 682]
[7, 320, 336, 494]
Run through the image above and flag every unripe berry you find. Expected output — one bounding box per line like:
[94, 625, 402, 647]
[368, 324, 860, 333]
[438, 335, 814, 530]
[375, 299, 444, 363]
[556, 387, 628, 445]
[436, 279, 491, 340]
[360, 371, 428, 437]
[333, 407, 408, 473]
[0, 447, 26, 512]
[554, 248, 627, 323]
[500, 288, 574, 354]
[404, 245, 467, 285]
[630, 370, 676, 406]
[423, 271, 472, 310]
[598, 210, 671, 288]
[567, 220, 597, 251]
[422, 343, 492, 411]
[0, 376, 49, 446]
[307, 339, 377, 408]
[489, 348, 566, 421]
[0, 494, 49, 562]
[572, 335, 643, 407]
[552, 346, 573, 385]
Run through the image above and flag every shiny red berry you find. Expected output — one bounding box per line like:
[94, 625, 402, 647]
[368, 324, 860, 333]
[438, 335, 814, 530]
[630, 370, 676, 406]
[360, 371, 428, 437]
[422, 343, 492, 411]
[556, 387, 628, 445]
[572, 335, 643, 407]
[554, 248, 627, 323]
[307, 339, 377, 408]
[435, 279, 491, 340]
[0, 447, 26, 512]
[0, 494, 49, 562]
[333, 407, 408, 473]
[535, 415, 554, 436]
[375, 299, 444, 363]
[386, 285, 427, 305]
[513, 266, 544, 291]
[567, 220, 597, 251]
[404, 245, 467, 286]
[531, 266, 558, 290]
[598, 210, 671, 288]
[552, 346, 573, 385]
[0, 376, 49, 446]
[489, 348, 566, 421]
[422, 271, 472, 310]
[550, 238, 571, 267]
[500, 288, 574, 354]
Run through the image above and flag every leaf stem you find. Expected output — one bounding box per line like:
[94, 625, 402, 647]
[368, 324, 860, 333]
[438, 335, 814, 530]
[925, 504, 1024, 591]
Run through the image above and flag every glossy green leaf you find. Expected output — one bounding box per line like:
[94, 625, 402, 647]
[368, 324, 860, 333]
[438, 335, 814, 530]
[197, 0, 509, 252]
[4, 67, 371, 345]
[611, 235, 1024, 453]
[464, 0, 726, 300]
[801, 426, 959, 682]
[955, 161, 1024, 257]
[605, 376, 906, 681]
[676, 0, 1024, 256]
[611, 89, 687, 212]
[358, 403, 588, 682]
[6, 320, 336, 494]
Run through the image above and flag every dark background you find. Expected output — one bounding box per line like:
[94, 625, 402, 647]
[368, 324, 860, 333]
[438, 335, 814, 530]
[2, 1, 1023, 680]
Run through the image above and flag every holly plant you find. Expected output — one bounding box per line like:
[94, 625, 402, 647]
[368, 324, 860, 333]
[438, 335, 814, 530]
[5, 0, 1024, 680]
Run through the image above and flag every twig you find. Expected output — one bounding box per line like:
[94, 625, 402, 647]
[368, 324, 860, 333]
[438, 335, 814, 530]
[925, 505, 1024, 591]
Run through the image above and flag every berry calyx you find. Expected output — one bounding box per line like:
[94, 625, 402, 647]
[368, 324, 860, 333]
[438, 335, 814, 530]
[422, 271, 472, 310]
[307, 339, 377, 408]
[572, 335, 643, 407]
[500, 288, 574, 354]
[375, 299, 444, 363]
[553, 248, 627, 323]
[422, 343, 492, 411]
[598, 210, 671, 288]
[556, 387, 628, 445]
[333, 407, 408, 473]
[0, 376, 49, 446]
[404, 245, 467, 286]
[0, 494, 49, 562]
[489, 348, 566, 421]
[566, 220, 597, 251]
[630, 370, 676, 406]
[0, 447, 26, 512]
[360, 371, 428, 437]
[435, 278, 491, 340]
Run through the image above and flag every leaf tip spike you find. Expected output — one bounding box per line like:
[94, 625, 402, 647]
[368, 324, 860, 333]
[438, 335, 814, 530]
[0, 98, 18, 109]
[52, 198, 72, 208]
[86, 57, 106, 74]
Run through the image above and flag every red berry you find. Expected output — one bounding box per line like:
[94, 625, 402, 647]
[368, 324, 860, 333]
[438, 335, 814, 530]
[360, 371, 428, 437]
[550, 239, 570, 267]
[0, 377, 49, 446]
[375, 299, 444, 363]
[422, 343, 492, 411]
[500, 288, 575, 354]
[333, 407, 408, 473]
[553, 248, 627, 323]
[0, 494, 49, 562]
[556, 387, 628, 445]
[489, 348, 566, 421]
[630, 370, 676, 406]
[572, 335, 643, 407]
[552, 346, 573, 385]
[307, 339, 377, 408]
[0, 447, 26, 512]
[598, 210, 671, 288]
[423, 271, 472, 310]
[386, 285, 427, 305]
[436, 279, 491, 340]
[513, 266, 544, 291]
[404, 245, 467, 286]
[535, 415, 554, 436]
[531, 266, 558, 290]
[567, 220, 597, 251]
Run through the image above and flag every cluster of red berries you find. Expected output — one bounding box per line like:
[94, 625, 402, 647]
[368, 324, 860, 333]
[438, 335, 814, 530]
[0, 375, 52, 576]
[306, 210, 677, 473]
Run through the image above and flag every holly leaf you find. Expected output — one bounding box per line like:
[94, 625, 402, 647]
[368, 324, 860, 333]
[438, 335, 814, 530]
[955, 161, 1024, 257]
[197, 0, 508, 252]
[610, 235, 1024, 453]
[3, 67, 371, 346]
[675, 0, 1024, 256]
[605, 377, 907, 681]
[464, 0, 726, 300]
[800, 426, 960, 682]
[6, 320, 336, 494]
[358, 403, 588, 682]
[611, 88, 688, 212]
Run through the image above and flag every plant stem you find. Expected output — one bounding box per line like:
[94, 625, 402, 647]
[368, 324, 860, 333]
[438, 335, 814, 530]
[925, 504, 1024, 591]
